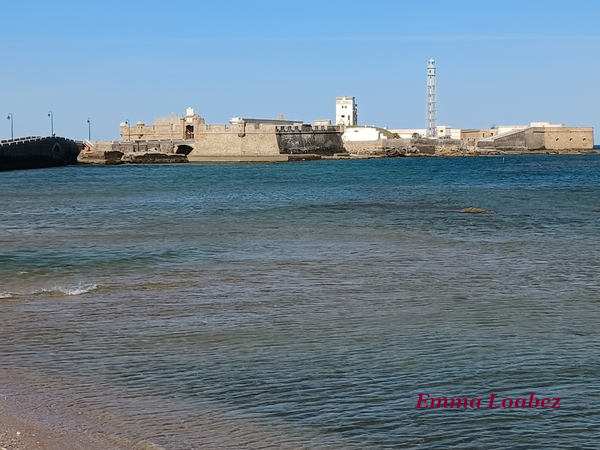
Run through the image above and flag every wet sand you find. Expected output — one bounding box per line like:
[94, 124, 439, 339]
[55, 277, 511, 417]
[0, 411, 126, 450]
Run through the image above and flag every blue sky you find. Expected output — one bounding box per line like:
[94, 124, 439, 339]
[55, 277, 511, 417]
[2, 0, 599, 141]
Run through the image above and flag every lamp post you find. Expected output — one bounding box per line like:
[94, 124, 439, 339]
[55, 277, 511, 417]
[47, 111, 54, 136]
[125, 119, 130, 141]
[7, 113, 13, 140]
[87, 118, 91, 141]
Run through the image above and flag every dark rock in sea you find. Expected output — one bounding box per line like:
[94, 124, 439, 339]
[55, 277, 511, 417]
[460, 207, 496, 214]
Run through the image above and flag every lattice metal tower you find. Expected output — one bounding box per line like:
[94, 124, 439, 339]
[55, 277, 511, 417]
[426, 58, 437, 138]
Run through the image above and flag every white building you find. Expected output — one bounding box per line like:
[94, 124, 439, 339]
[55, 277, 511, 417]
[389, 126, 456, 139]
[342, 126, 396, 142]
[336, 96, 357, 126]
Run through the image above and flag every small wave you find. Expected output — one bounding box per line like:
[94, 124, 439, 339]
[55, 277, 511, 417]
[34, 283, 99, 296]
[0, 292, 13, 299]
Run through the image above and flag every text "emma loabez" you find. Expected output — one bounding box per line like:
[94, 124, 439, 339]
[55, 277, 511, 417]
[416, 393, 561, 409]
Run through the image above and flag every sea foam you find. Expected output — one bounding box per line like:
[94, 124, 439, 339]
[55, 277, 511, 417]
[35, 283, 99, 296]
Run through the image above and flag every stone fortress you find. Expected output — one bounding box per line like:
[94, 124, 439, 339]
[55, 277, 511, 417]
[78, 58, 594, 164]
[78, 99, 595, 165]
[80, 107, 347, 164]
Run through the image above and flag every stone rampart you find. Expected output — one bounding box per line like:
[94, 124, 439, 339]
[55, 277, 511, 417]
[276, 125, 345, 155]
[542, 127, 593, 151]
[189, 122, 281, 161]
[478, 127, 594, 153]
[188, 122, 345, 161]
[120, 114, 205, 141]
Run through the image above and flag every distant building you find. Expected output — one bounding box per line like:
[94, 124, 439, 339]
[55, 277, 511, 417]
[336, 96, 357, 126]
[342, 126, 396, 142]
[313, 120, 333, 127]
[389, 126, 455, 139]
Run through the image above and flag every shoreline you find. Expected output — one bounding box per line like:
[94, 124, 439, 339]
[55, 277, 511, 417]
[0, 368, 136, 450]
[0, 410, 129, 450]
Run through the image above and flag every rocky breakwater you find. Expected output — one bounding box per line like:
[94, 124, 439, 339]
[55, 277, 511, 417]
[77, 150, 124, 165]
[78, 142, 188, 165]
[121, 152, 187, 164]
[344, 138, 493, 158]
[435, 143, 486, 157]
[344, 138, 437, 158]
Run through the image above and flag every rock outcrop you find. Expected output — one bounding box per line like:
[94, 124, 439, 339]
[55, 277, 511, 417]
[121, 152, 188, 164]
[460, 207, 496, 214]
[77, 150, 124, 165]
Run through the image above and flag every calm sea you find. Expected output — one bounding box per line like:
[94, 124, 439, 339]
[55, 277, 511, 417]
[1, 156, 599, 449]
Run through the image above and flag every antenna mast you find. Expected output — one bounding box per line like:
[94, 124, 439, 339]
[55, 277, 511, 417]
[426, 58, 437, 138]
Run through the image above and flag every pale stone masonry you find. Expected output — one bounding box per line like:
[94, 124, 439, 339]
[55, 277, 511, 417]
[119, 108, 205, 141]
[110, 108, 594, 162]
[117, 108, 346, 162]
[477, 126, 593, 153]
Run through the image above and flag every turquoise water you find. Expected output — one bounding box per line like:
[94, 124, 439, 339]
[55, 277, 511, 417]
[1, 156, 600, 449]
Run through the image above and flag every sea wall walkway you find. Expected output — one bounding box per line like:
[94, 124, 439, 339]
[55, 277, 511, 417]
[0, 136, 82, 171]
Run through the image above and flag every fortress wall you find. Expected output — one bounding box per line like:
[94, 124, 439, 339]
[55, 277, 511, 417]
[120, 124, 184, 141]
[200, 124, 228, 132]
[542, 127, 593, 150]
[478, 127, 594, 152]
[121, 115, 205, 141]
[89, 141, 117, 152]
[277, 130, 345, 155]
[190, 127, 280, 159]
[525, 128, 545, 150]
[477, 129, 527, 150]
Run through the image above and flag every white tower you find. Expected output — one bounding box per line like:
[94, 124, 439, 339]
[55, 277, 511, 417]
[336, 96, 357, 127]
[426, 58, 437, 138]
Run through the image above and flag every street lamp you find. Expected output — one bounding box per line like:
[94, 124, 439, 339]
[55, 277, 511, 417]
[125, 119, 130, 141]
[87, 118, 91, 141]
[48, 111, 54, 136]
[7, 113, 13, 140]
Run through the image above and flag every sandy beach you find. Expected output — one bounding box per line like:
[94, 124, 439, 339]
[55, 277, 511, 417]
[0, 411, 127, 450]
